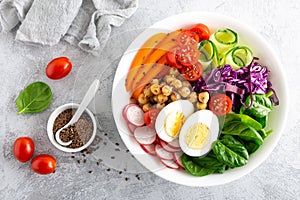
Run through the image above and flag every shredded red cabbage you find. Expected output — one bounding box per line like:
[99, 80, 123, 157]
[192, 58, 279, 110]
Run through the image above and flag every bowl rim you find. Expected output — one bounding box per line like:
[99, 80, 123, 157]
[111, 11, 289, 186]
[47, 103, 97, 153]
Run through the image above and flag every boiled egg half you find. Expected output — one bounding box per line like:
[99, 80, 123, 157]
[179, 110, 219, 157]
[155, 100, 194, 143]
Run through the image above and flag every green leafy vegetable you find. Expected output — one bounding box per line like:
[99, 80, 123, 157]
[212, 135, 249, 168]
[222, 120, 264, 146]
[16, 82, 52, 115]
[191, 152, 227, 174]
[181, 154, 215, 176]
[225, 113, 262, 130]
[240, 93, 273, 119]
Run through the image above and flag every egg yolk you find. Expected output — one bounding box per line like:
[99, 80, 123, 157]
[164, 111, 185, 138]
[185, 123, 210, 150]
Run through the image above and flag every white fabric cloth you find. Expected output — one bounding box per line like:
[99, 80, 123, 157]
[0, 0, 138, 56]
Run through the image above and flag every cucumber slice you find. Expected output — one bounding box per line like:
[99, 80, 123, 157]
[198, 40, 220, 71]
[210, 28, 238, 57]
[223, 46, 253, 69]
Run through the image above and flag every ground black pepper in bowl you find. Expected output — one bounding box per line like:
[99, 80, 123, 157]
[53, 108, 93, 149]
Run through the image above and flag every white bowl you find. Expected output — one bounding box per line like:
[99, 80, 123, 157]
[112, 12, 289, 186]
[47, 103, 97, 153]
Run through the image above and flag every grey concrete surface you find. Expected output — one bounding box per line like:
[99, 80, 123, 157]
[0, 0, 299, 199]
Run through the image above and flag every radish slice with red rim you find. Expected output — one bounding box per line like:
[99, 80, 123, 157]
[134, 126, 156, 145]
[127, 123, 137, 134]
[167, 139, 181, 150]
[160, 159, 179, 169]
[173, 151, 184, 169]
[125, 104, 145, 126]
[140, 143, 156, 155]
[160, 140, 181, 153]
[155, 144, 174, 160]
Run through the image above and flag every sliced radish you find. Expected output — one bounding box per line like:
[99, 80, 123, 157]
[155, 144, 174, 160]
[122, 103, 135, 120]
[125, 104, 145, 126]
[134, 126, 156, 145]
[127, 123, 137, 134]
[160, 159, 179, 169]
[160, 140, 181, 153]
[173, 151, 184, 169]
[166, 139, 181, 150]
[140, 143, 156, 155]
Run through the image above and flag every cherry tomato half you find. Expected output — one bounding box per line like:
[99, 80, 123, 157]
[166, 48, 181, 69]
[46, 57, 72, 80]
[31, 154, 56, 175]
[144, 108, 161, 129]
[13, 137, 35, 163]
[180, 62, 203, 82]
[209, 94, 233, 116]
[190, 23, 210, 41]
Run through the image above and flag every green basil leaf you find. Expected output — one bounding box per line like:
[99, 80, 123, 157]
[240, 94, 273, 118]
[16, 82, 52, 115]
[212, 135, 249, 168]
[181, 154, 215, 176]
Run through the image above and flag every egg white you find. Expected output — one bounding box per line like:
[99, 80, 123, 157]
[155, 100, 194, 142]
[179, 110, 219, 157]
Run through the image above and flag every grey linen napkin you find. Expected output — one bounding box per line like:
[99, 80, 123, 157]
[15, 0, 83, 46]
[0, 0, 33, 31]
[0, 0, 138, 56]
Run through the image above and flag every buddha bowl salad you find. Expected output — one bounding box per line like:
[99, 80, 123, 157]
[122, 23, 279, 176]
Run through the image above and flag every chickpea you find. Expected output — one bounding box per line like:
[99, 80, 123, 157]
[156, 102, 165, 109]
[164, 75, 175, 84]
[171, 79, 182, 89]
[187, 92, 197, 103]
[197, 102, 207, 110]
[138, 93, 148, 105]
[162, 85, 172, 96]
[170, 92, 181, 102]
[151, 79, 159, 84]
[178, 86, 191, 98]
[198, 91, 210, 103]
[143, 86, 153, 97]
[157, 94, 168, 103]
[182, 80, 191, 88]
[169, 68, 179, 76]
[159, 82, 167, 88]
[150, 83, 161, 95]
[152, 95, 158, 102]
[142, 103, 152, 112]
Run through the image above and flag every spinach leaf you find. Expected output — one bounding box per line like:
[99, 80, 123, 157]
[16, 82, 52, 115]
[212, 135, 249, 168]
[240, 93, 273, 118]
[225, 113, 262, 131]
[191, 152, 227, 174]
[181, 154, 215, 176]
[256, 116, 267, 128]
[222, 120, 264, 146]
[243, 141, 261, 154]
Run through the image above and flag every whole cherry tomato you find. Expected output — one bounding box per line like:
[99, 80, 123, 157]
[13, 137, 35, 162]
[46, 57, 72, 80]
[31, 154, 56, 175]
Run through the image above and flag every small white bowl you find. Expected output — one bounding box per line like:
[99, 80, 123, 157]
[47, 103, 97, 153]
